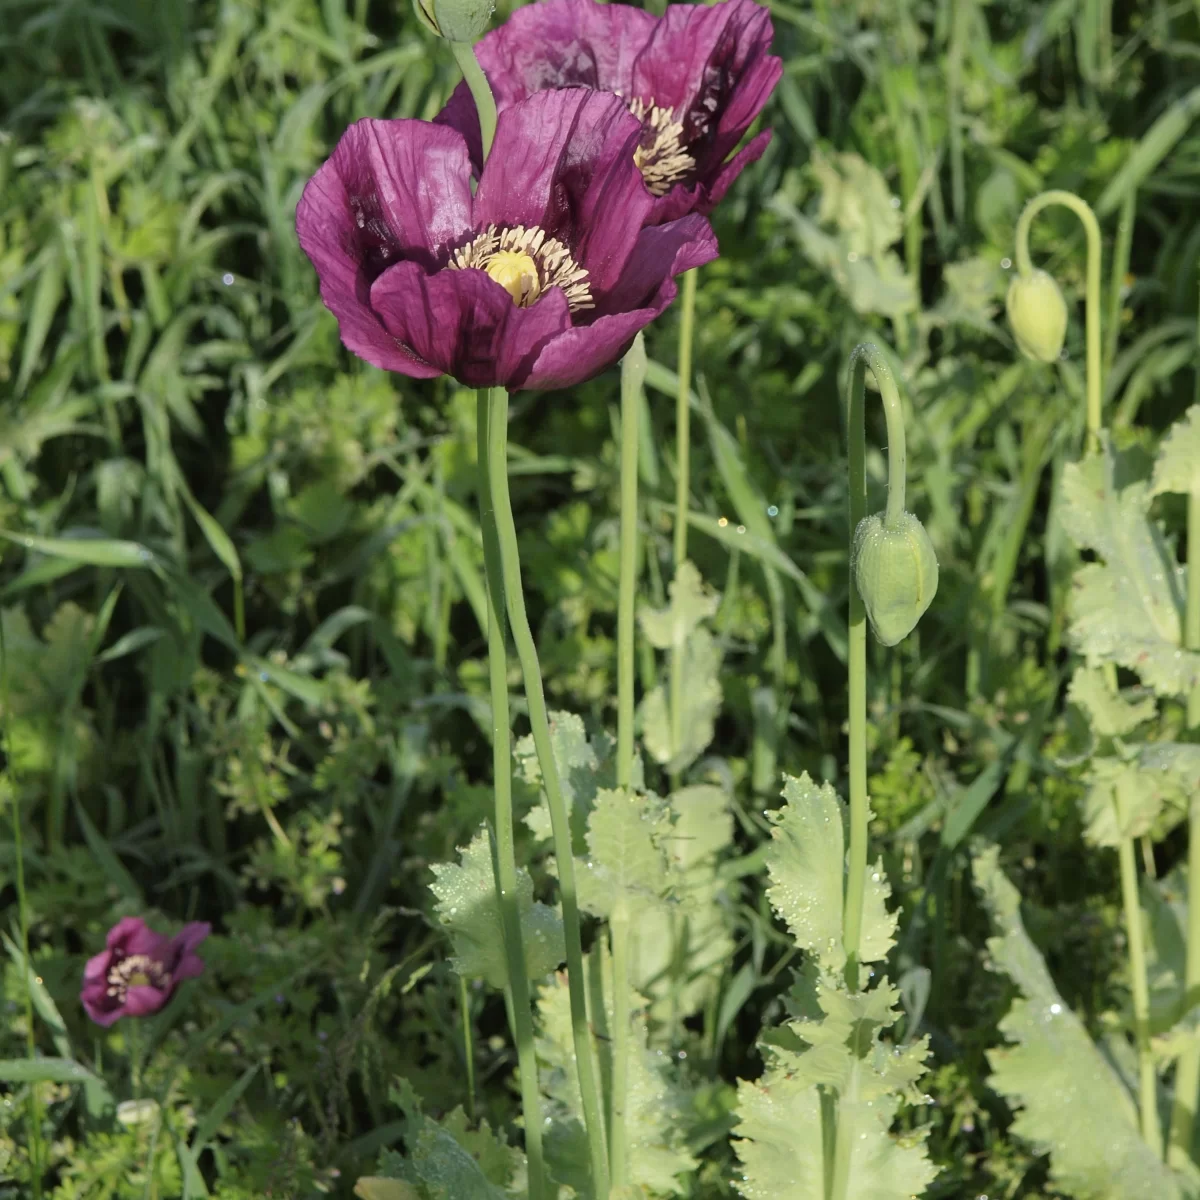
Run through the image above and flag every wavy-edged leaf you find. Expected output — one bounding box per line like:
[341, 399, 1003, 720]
[1081, 744, 1198, 846]
[1152, 405, 1200, 497]
[578, 787, 670, 919]
[639, 625, 722, 774]
[1059, 438, 1200, 697]
[429, 831, 564, 989]
[638, 560, 719, 651]
[765, 773, 897, 973]
[1067, 666, 1157, 738]
[972, 844, 1191, 1200]
[537, 960, 697, 1196]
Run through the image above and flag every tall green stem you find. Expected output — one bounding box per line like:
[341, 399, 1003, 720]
[449, 41, 497, 160]
[486, 388, 611, 1197]
[1117, 830, 1160, 1155]
[669, 269, 698, 773]
[617, 336, 646, 790]
[1014, 190, 1103, 450]
[609, 900, 632, 1190]
[1104, 189, 1135, 380]
[477, 390, 545, 1200]
[843, 344, 908, 992]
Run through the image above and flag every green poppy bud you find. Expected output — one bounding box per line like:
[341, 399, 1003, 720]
[412, 0, 493, 42]
[1006, 269, 1068, 364]
[852, 511, 939, 646]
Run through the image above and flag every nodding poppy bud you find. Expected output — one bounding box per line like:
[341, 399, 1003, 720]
[852, 511, 938, 646]
[1006, 269, 1068, 364]
[412, 0, 493, 42]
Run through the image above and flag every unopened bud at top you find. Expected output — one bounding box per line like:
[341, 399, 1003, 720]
[1006, 268, 1068, 364]
[412, 0, 493, 42]
[852, 511, 938, 646]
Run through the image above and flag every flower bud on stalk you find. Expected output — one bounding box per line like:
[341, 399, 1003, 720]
[852, 511, 939, 646]
[1006, 268, 1068, 363]
[412, 0, 493, 43]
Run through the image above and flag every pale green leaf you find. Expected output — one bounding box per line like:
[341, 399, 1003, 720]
[429, 831, 564, 989]
[638, 560, 719, 650]
[1060, 438, 1200, 697]
[735, 974, 935, 1200]
[765, 774, 897, 973]
[972, 844, 1189, 1200]
[578, 788, 670, 919]
[1080, 745, 1197, 847]
[631, 784, 735, 1023]
[536, 960, 697, 1196]
[939, 256, 1005, 326]
[638, 626, 722, 773]
[355, 1180, 421, 1200]
[1151, 405, 1200, 497]
[812, 151, 903, 257]
[1067, 666, 1157, 737]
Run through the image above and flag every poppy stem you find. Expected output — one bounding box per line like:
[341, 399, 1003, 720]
[1013, 190, 1103, 451]
[669, 268, 698, 780]
[486, 386, 612, 1198]
[617, 334, 647, 791]
[843, 343, 907, 993]
[476, 389, 546, 1199]
[450, 40, 498, 161]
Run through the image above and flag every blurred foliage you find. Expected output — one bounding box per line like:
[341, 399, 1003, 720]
[2, 0, 1200, 1195]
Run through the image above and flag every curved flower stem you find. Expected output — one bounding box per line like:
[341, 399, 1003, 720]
[477, 389, 545, 1200]
[450, 40, 497, 161]
[486, 387, 612, 1198]
[609, 899, 632, 1191]
[1013, 190, 1103, 450]
[617, 335, 646, 790]
[843, 344, 907, 991]
[669, 268, 698, 777]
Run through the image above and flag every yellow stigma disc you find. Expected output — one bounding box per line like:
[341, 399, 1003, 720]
[485, 250, 541, 306]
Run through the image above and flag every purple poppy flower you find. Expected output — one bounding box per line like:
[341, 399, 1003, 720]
[296, 88, 716, 391]
[437, 0, 781, 224]
[81, 917, 210, 1027]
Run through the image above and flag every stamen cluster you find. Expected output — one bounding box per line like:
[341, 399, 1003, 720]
[450, 224, 594, 312]
[628, 98, 696, 197]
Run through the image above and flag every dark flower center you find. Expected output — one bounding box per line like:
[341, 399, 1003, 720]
[628, 98, 697, 196]
[107, 953, 171, 1003]
[449, 224, 594, 312]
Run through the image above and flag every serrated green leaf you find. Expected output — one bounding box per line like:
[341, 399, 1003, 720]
[1151, 405, 1200, 497]
[735, 974, 935, 1200]
[537, 959, 697, 1196]
[429, 831, 564, 989]
[972, 844, 1188, 1200]
[765, 774, 897, 973]
[1080, 745, 1197, 847]
[631, 784, 735, 1023]
[638, 560, 720, 650]
[578, 788, 670, 919]
[517, 712, 640, 844]
[638, 625, 722, 773]
[1067, 666, 1157, 737]
[1060, 438, 1200, 697]
[812, 151, 903, 258]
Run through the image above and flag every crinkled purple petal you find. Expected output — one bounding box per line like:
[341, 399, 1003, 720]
[436, 0, 655, 169]
[474, 89, 650, 296]
[297, 118, 473, 377]
[370, 260, 573, 390]
[83, 949, 113, 985]
[436, 0, 780, 222]
[108, 916, 172, 961]
[595, 213, 718, 317]
[82, 993, 124, 1027]
[648, 128, 773, 223]
[525, 215, 718, 391]
[169, 922, 211, 961]
[122, 985, 170, 1018]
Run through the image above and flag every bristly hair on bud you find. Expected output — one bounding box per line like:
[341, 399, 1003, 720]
[412, 0, 494, 42]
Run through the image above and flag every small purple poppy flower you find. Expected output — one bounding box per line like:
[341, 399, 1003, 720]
[437, 0, 782, 224]
[81, 917, 210, 1027]
[296, 88, 716, 391]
